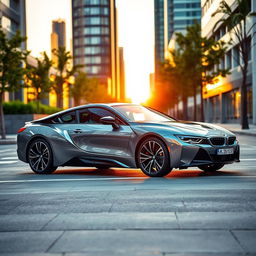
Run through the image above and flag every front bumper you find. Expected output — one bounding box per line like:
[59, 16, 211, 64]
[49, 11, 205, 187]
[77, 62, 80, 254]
[178, 144, 240, 168]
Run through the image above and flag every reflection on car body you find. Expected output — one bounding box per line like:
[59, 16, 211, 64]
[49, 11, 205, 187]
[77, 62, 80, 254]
[17, 103, 240, 177]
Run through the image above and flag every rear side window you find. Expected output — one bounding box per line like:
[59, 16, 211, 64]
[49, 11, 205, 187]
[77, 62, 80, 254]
[59, 111, 77, 123]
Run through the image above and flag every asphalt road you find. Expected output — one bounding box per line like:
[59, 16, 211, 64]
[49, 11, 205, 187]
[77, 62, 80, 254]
[0, 134, 256, 256]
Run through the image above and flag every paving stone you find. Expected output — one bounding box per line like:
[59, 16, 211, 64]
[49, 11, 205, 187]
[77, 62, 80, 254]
[233, 231, 256, 253]
[0, 214, 57, 231]
[50, 230, 243, 253]
[0, 231, 63, 253]
[177, 212, 256, 229]
[42, 212, 178, 230]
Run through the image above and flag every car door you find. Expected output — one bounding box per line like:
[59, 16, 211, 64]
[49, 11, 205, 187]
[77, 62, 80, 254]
[68, 107, 134, 157]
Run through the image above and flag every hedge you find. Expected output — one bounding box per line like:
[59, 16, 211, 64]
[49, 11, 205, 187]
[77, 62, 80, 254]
[3, 101, 62, 114]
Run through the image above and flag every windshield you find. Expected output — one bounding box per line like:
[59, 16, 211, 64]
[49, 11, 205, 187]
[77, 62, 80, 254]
[114, 105, 175, 122]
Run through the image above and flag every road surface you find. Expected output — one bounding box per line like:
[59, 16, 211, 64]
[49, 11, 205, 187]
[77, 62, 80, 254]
[0, 134, 256, 255]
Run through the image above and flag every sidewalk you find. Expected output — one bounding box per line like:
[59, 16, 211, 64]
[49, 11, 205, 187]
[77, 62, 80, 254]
[215, 123, 256, 136]
[0, 134, 17, 145]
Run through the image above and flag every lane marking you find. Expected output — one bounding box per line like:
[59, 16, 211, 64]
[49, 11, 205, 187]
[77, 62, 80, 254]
[0, 175, 256, 184]
[0, 161, 18, 164]
[1, 157, 18, 160]
[0, 177, 147, 183]
[0, 149, 15, 153]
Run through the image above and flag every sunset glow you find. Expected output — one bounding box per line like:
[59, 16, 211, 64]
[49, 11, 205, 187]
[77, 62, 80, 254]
[116, 0, 154, 103]
[26, 0, 154, 104]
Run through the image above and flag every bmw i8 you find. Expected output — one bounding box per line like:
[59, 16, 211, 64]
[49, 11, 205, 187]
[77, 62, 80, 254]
[17, 103, 240, 177]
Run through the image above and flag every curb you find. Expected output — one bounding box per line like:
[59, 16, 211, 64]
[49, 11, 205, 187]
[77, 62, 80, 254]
[230, 130, 256, 137]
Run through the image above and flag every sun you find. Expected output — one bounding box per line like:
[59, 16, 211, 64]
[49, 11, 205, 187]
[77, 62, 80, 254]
[126, 80, 150, 104]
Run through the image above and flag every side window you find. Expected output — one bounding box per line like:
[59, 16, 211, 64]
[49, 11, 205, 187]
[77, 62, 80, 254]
[79, 108, 118, 124]
[89, 108, 116, 124]
[79, 109, 90, 123]
[59, 111, 77, 124]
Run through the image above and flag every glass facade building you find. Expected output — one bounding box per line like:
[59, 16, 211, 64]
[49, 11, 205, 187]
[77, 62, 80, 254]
[154, 0, 172, 73]
[72, 0, 120, 99]
[154, 0, 201, 81]
[52, 19, 66, 48]
[202, 0, 256, 124]
[0, 0, 26, 102]
[172, 0, 201, 34]
[0, 0, 26, 48]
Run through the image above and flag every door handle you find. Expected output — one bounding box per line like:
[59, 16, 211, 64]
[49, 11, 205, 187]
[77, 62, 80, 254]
[73, 129, 82, 133]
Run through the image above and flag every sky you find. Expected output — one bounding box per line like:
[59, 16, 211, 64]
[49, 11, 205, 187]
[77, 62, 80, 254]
[26, 0, 154, 103]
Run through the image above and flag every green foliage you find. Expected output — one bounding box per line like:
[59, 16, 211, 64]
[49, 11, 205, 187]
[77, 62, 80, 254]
[26, 52, 52, 101]
[71, 71, 115, 105]
[51, 47, 83, 108]
[3, 101, 61, 114]
[0, 26, 29, 94]
[0, 26, 29, 139]
[156, 23, 230, 120]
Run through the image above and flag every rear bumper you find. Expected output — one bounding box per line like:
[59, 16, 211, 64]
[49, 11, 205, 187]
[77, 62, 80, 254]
[17, 134, 28, 163]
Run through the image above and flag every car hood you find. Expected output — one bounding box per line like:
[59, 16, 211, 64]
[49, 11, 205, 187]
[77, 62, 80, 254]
[130, 121, 235, 137]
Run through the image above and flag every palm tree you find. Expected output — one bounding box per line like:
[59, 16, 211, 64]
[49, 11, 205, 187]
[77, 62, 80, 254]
[212, 0, 256, 129]
[52, 47, 81, 108]
[26, 52, 52, 112]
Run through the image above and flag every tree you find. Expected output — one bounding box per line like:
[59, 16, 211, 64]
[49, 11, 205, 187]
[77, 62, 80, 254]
[161, 23, 229, 121]
[52, 47, 80, 108]
[26, 52, 52, 112]
[0, 27, 29, 139]
[212, 0, 256, 129]
[71, 71, 115, 105]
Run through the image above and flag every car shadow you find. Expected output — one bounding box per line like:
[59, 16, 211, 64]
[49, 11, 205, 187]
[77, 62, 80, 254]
[49, 167, 240, 179]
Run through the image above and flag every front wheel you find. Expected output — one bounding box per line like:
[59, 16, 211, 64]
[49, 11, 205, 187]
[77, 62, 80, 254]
[28, 138, 57, 174]
[198, 163, 224, 172]
[137, 137, 172, 177]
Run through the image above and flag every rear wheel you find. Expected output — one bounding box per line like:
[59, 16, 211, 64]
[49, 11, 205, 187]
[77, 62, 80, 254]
[137, 137, 172, 177]
[198, 163, 224, 172]
[28, 138, 57, 174]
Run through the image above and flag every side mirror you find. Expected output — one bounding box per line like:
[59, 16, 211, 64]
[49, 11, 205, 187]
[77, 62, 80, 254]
[100, 116, 119, 129]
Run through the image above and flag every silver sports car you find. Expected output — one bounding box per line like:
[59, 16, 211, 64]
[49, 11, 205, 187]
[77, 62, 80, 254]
[17, 103, 240, 177]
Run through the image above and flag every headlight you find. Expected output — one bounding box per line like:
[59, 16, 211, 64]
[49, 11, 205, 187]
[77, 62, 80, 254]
[176, 135, 206, 144]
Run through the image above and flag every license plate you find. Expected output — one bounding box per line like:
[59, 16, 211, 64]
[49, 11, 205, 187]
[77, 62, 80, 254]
[217, 148, 234, 155]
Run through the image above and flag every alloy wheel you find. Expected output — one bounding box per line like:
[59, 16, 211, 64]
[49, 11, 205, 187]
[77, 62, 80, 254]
[29, 141, 50, 172]
[139, 140, 165, 175]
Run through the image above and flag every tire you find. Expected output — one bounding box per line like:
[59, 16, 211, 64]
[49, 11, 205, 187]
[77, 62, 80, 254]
[28, 138, 57, 174]
[198, 163, 224, 172]
[137, 137, 172, 177]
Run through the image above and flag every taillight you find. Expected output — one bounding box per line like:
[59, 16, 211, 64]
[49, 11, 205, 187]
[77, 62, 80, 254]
[18, 127, 26, 133]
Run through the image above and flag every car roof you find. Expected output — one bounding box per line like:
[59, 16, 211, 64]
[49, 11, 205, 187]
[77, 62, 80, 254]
[31, 103, 139, 123]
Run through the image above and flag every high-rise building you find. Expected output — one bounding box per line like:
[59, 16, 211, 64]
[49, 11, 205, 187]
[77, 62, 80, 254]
[202, 0, 256, 125]
[154, 0, 201, 82]
[51, 19, 66, 66]
[172, 0, 201, 34]
[0, 0, 26, 102]
[72, 0, 119, 100]
[118, 47, 125, 102]
[0, 0, 26, 48]
[154, 0, 172, 77]
[52, 19, 66, 48]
